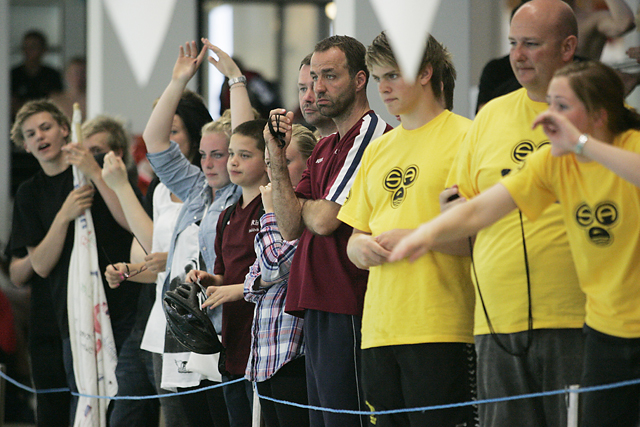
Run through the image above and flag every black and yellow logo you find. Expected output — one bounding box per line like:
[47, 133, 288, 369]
[511, 140, 550, 164]
[365, 401, 377, 425]
[574, 201, 619, 246]
[383, 165, 419, 208]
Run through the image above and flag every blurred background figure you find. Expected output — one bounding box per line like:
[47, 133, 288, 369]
[219, 57, 282, 119]
[50, 57, 87, 120]
[10, 30, 63, 120]
[477, 0, 635, 112]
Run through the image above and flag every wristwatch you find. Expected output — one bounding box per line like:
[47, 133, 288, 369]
[574, 134, 588, 155]
[228, 75, 247, 87]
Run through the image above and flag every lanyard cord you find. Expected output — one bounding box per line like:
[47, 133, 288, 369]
[471, 210, 533, 357]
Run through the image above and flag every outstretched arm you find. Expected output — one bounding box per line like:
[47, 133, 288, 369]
[533, 110, 640, 188]
[63, 143, 130, 230]
[263, 110, 306, 240]
[102, 151, 153, 252]
[596, 0, 635, 38]
[142, 41, 207, 154]
[201, 39, 254, 129]
[389, 183, 517, 263]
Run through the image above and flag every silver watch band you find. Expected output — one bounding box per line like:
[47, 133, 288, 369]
[228, 75, 247, 87]
[575, 134, 588, 155]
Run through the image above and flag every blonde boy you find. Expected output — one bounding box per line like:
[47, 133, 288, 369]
[337, 32, 476, 427]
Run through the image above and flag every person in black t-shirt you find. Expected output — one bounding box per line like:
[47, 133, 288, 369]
[11, 31, 63, 120]
[9, 100, 140, 423]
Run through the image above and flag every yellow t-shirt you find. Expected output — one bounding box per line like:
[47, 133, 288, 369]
[338, 110, 475, 349]
[447, 88, 585, 335]
[502, 131, 640, 338]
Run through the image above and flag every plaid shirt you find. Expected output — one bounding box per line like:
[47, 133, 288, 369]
[244, 213, 305, 382]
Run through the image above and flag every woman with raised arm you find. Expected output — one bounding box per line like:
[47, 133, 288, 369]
[141, 39, 259, 427]
[101, 88, 211, 427]
[390, 60, 640, 427]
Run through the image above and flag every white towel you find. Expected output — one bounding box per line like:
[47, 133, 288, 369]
[67, 165, 118, 427]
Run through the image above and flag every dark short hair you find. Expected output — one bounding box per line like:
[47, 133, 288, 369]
[314, 35, 369, 85]
[300, 53, 313, 69]
[23, 30, 47, 49]
[232, 119, 268, 152]
[175, 90, 213, 165]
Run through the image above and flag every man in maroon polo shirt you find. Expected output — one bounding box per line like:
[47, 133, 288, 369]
[265, 35, 392, 427]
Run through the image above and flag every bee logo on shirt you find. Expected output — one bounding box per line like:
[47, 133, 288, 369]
[511, 140, 550, 165]
[383, 165, 419, 208]
[574, 201, 619, 246]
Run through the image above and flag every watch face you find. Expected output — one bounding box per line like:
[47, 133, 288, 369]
[575, 134, 588, 154]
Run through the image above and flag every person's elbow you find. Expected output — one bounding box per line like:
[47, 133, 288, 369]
[29, 262, 51, 279]
[615, 20, 635, 36]
[607, 16, 636, 37]
[312, 216, 342, 236]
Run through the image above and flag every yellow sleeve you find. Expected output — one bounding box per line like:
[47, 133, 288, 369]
[446, 120, 479, 200]
[337, 152, 373, 233]
[501, 147, 558, 222]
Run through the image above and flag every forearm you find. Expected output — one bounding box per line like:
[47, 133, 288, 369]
[142, 79, 186, 153]
[269, 157, 306, 240]
[92, 176, 130, 231]
[427, 184, 517, 247]
[9, 256, 35, 286]
[301, 199, 342, 236]
[229, 82, 255, 130]
[28, 213, 71, 278]
[432, 236, 473, 257]
[583, 137, 640, 188]
[257, 230, 296, 283]
[122, 263, 157, 284]
[601, 0, 635, 35]
[111, 184, 154, 251]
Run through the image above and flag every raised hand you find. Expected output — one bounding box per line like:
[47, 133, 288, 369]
[201, 38, 243, 79]
[172, 41, 207, 84]
[532, 111, 582, 157]
[264, 109, 294, 154]
[102, 151, 129, 191]
[62, 142, 101, 181]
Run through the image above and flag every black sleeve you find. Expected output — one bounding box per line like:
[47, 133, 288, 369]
[11, 182, 46, 252]
[143, 176, 161, 219]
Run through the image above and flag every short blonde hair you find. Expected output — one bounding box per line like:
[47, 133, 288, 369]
[82, 115, 132, 167]
[291, 124, 317, 160]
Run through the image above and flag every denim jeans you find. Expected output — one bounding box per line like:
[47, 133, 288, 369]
[109, 326, 159, 427]
[222, 374, 253, 427]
